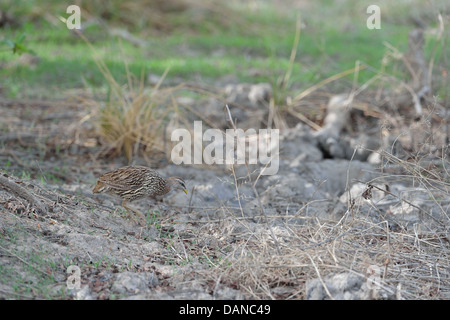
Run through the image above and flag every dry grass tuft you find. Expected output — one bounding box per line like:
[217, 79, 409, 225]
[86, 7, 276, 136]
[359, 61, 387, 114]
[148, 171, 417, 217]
[96, 67, 177, 161]
[77, 31, 185, 163]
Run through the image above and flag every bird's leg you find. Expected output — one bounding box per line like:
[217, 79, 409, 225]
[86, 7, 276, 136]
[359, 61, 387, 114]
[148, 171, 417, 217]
[121, 200, 146, 226]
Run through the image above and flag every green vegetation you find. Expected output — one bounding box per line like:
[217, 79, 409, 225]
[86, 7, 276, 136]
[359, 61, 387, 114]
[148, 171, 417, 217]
[1, 0, 446, 100]
[0, 33, 36, 55]
[0, 228, 66, 299]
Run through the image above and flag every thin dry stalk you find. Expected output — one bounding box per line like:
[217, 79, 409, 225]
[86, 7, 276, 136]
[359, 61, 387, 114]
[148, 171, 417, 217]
[225, 104, 282, 255]
[291, 65, 367, 104]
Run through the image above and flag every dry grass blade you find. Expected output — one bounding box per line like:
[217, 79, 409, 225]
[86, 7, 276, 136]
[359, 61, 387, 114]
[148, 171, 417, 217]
[224, 104, 282, 255]
[282, 14, 301, 90]
[292, 65, 367, 104]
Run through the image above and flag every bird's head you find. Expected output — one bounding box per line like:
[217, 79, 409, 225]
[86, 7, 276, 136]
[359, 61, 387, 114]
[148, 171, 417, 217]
[165, 177, 188, 195]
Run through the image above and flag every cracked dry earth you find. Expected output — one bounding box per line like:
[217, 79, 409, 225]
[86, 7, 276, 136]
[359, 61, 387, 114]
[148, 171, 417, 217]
[0, 89, 449, 300]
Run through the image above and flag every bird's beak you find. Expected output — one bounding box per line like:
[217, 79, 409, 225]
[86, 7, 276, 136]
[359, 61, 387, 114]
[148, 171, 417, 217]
[184, 189, 188, 194]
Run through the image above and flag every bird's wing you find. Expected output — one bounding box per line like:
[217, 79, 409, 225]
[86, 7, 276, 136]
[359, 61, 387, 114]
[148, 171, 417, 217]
[98, 166, 150, 191]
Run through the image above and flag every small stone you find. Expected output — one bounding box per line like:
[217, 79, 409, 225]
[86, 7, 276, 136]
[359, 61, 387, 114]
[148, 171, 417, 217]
[111, 271, 158, 295]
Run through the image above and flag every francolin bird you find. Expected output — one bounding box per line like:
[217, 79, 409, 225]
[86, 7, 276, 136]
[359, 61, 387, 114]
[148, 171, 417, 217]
[93, 165, 187, 225]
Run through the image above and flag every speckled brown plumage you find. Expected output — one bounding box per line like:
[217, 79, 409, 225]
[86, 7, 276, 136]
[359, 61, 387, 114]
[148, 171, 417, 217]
[92, 165, 187, 224]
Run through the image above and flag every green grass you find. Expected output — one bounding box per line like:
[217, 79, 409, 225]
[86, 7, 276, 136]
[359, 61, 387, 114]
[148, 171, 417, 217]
[0, 227, 68, 299]
[0, 0, 446, 99]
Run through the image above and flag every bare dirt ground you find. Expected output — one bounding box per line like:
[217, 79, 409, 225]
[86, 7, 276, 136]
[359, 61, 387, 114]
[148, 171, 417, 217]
[0, 74, 448, 300]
